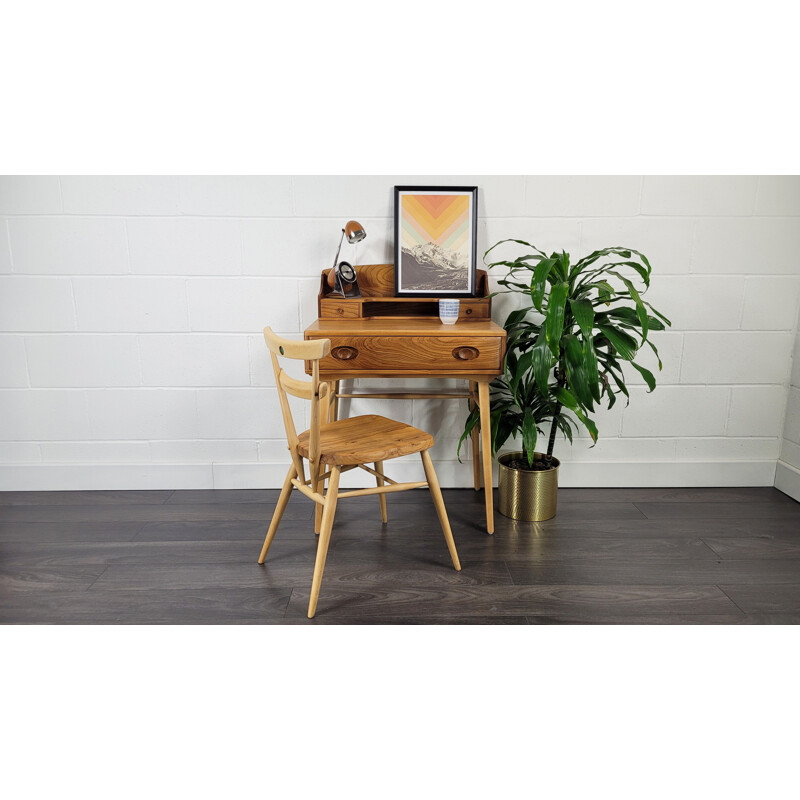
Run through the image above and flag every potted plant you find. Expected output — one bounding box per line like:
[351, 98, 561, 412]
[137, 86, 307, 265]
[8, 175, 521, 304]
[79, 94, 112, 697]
[459, 239, 671, 521]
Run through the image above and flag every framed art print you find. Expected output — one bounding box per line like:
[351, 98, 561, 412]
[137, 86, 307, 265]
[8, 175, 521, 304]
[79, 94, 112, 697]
[394, 186, 478, 297]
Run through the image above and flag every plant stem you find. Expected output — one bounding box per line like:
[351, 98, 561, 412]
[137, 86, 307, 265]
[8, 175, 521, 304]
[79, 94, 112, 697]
[545, 360, 567, 465]
[546, 403, 561, 461]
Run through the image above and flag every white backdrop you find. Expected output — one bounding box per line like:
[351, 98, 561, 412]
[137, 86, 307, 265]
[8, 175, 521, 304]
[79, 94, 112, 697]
[1, 175, 799, 490]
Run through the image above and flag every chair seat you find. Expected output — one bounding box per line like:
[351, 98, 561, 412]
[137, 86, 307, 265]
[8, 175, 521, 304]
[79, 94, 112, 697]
[296, 415, 434, 465]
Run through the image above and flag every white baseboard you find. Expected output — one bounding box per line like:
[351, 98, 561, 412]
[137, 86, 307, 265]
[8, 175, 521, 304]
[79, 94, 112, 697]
[0, 459, 781, 491]
[774, 460, 800, 503]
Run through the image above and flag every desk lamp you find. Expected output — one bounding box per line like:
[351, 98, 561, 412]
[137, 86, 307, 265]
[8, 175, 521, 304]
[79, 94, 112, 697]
[327, 220, 366, 298]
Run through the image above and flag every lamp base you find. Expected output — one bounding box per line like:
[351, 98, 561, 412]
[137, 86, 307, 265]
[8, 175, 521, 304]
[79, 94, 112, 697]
[331, 262, 361, 298]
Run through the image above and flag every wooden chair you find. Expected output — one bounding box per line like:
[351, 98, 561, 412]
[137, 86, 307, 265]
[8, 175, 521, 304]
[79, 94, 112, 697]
[258, 327, 461, 618]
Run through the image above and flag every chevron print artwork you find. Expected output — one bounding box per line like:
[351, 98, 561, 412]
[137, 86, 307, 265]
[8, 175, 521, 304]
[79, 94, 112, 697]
[396, 188, 476, 294]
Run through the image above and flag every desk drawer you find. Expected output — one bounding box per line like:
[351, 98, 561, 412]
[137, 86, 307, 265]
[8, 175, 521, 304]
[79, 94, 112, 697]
[312, 335, 503, 372]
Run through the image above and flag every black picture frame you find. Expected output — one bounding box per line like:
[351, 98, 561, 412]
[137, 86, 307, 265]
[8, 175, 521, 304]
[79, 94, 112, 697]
[394, 185, 478, 297]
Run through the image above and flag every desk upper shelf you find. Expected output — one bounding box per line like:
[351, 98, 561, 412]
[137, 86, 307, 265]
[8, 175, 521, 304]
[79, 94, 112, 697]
[318, 263, 492, 321]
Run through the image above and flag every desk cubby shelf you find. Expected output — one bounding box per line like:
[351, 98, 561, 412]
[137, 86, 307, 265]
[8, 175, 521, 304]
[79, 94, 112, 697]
[317, 263, 492, 320]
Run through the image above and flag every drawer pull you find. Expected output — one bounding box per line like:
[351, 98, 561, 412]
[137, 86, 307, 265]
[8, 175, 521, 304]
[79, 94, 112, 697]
[452, 346, 479, 361]
[331, 345, 359, 361]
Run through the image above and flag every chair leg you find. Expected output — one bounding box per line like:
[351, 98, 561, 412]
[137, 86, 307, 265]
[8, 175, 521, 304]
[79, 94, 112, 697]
[312, 459, 323, 534]
[258, 464, 296, 564]
[375, 460, 388, 523]
[420, 450, 461, 571]
[308, 465, 341, 618]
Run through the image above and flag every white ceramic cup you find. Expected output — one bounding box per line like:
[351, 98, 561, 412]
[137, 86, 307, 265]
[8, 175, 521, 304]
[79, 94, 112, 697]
[438, 298, 460, 324]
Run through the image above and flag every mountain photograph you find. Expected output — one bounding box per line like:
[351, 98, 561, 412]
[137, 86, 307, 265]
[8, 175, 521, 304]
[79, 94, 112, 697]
[400, 241, 469, 291]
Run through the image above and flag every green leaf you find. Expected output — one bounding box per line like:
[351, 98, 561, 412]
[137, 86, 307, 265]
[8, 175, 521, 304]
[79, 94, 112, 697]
[569, 298, 594, 338]
[583, 336, 601, 403]
[457, 405, 480, 463]
[563, 333, 583, 366]
[484, 238, 547, 262]
[504, 345, 518, 377]
[497, 280, 531, 291]
[504, 306, 534, 328]
[645, 338, 663, 370]
[530, 258, 555, 311]
[495, 416, 517, 455]
[553, 387, 598, 443]
[522, 411, 538, 467]
[552, 251, 569, 282]
[595, 280, 614, 305]
[629, 361, 656, 392]
[545, 282, 569, 356]
[578, 260, 650, 289]
[608, 270, 649, 342]
[605, 380, 617, 409]
[489, 409, 502, 456]
[563, 333, 594, 409]
[532, 334, 555, 394]
[565, 359, 595, 411]
[596, 324, 638, 361]
[573, 246, 651, 277]
[644, 301, 671, 327]
[510, 348, 534, 399]
[605, 307, 665, 332]
[607, 369, 630, 405]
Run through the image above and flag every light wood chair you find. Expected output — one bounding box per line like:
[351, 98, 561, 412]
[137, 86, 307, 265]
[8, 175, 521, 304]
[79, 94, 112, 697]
[258, 327, 461, 618]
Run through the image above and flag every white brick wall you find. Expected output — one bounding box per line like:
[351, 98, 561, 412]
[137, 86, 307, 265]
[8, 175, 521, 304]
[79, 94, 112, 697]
[0, 175, 798, 491]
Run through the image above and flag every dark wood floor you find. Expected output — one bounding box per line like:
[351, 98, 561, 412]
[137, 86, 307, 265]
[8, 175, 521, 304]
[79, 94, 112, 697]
[2, 485, 800, 624]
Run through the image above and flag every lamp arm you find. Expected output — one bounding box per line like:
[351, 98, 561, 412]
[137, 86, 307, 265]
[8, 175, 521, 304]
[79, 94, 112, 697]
[331, 228, 345, 271]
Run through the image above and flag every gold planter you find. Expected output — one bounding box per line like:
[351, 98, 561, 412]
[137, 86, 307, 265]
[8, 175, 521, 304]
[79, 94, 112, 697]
[498, 451, 560, 521]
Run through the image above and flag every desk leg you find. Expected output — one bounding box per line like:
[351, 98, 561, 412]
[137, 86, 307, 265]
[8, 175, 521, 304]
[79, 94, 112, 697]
[469, 380, 481, 491]
[477, 379, 494, 534]
[331, 380, 340, 422]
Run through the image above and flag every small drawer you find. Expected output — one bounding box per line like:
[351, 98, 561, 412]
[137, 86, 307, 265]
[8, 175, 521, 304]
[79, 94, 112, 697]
[319, 298, 361, 318]
[314, 335, 502, 372]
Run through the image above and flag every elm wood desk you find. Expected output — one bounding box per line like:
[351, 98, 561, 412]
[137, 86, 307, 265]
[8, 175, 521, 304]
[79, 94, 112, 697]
[304, 275, 506, 533]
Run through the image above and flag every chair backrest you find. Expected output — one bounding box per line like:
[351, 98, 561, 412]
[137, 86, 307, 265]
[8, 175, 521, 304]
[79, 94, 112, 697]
[263, 327, 331, 478]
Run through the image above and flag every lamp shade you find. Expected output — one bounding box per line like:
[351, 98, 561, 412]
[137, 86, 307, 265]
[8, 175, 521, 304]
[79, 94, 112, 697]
[344, 220, 366, 244]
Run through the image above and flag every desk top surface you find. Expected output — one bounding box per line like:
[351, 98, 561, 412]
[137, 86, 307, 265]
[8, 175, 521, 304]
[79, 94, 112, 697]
[305, 318, 506, 337]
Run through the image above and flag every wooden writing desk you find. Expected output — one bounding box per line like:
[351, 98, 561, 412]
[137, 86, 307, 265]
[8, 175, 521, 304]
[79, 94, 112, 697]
[304, 264, 506, 534]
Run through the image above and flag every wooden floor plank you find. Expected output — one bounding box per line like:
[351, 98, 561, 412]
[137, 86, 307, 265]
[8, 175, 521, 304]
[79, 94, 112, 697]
[557, 487, 794, 504]
[165, 489, 281, 505]
[284, 584, 740, 620]
[0, 588, 292, 624]
[718, 584, 800, 614]
[332, 531, 720, 563]
[506, 558, 800, 585]
[0, 539, 281, 567]
[525, 613, 753, 625]
[702, 535, 800, 560]
[634, 501, 800, 521]
[0, 502, 313, 524]
[0, 521, 146, 543]
[85, 559, 509, 592]
[133, 519, 280, 543]
[290, 615, 530, 625]
[0, 564, 108, 593]
[0, 490, 175, 506]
